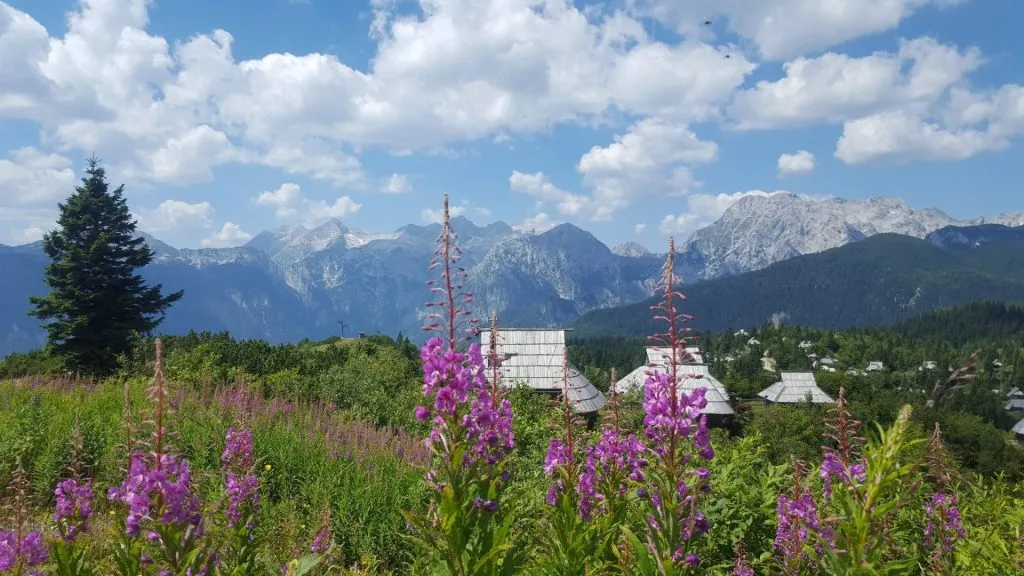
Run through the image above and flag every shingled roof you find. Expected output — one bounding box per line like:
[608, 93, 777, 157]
[614, 348, 734, 416]
[479, 328, 605, 413]
[758, 371, 835, 404]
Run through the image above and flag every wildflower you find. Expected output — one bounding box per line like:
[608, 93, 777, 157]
[404, 195, 522, 575]
[923, 423, 965, 569]
[578, 428, 647, 519]
[108, 452, 202, 537]
[265, 464, 272, 472]
[221, 428, 255, 472]
[0, 530, 48, 571]
[543, 438, 572, 505]
[54, 477, 95, 541]
[633, 237, 716, 570]
[311, 529, 330, 554]
[221, 428, 260, 528]
[819, 387, 866, 499]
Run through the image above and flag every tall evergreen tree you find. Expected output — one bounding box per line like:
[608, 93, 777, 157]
[29, 157, 183, 375]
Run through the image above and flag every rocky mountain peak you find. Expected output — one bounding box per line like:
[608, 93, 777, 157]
[612, 241, 652, 257]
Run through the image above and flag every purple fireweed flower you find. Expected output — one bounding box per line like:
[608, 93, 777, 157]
[224, 473, 260, 528]
[417, 338, 514, 480]
[642, 371, 713, 461]
[544, 438, 572, 506]
[54, 478, 95, 541]
[311, 529, 330, 554]
[0, 531, 49, 569]
[221, 428, 260, 528]
[0, 531, 16, 571]
[819, 452, 867, 499]
[108, 452, 202, 537]
[775, 488, 832, 572]
[578, 429, 647, 519]
[221, 428, 255, 473]
[924, 491, 965, 554]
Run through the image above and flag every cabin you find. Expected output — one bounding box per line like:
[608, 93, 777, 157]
[758, 371, 835, 405]
[478, 328, 606, 414]
[866, 361, 885, 372]
[1006, 387, 1024, 413]
[1013, 418, 1024, 443]
[614, 347, 734, 425]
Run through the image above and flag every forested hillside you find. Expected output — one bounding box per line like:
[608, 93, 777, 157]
[572, 234, 1024, 337]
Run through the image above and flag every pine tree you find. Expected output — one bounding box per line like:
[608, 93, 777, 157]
[29, 157, 183, 375]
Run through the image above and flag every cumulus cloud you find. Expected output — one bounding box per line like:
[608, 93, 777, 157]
[630, 0, 969, 61]
[835, 111, 1004, 164]
[0, 0, 753, 190]
[730, 38, 983, 130]
[419, 199, 489, 224]
[201, 222, 253, 248]
[135, 199, 215, 232]
[1, 0, 1022, 234]
[253, 182, 360, 224]
[381, 173, 412, 194]
[510, 118, 719, 220]
[514, 212, 560, 233]
[0, 147, 76, 207]
[634, 223, 646, 234]
[420, 205, 464, 224]
[509, 171, 589, 216]
[777, 150, 815, 176]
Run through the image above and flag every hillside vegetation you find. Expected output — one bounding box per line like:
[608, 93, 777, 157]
[572, 234, 1024, 337]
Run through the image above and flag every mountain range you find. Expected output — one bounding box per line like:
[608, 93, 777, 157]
[2, 193, 1023, 358]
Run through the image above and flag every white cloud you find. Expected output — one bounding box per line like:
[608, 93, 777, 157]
[253, 182, 361, 223]
[777, 150, 815, 176]
[514, 213, 559, 234]
[381, 173, 412, 194]
[634, 223, 646, 234]
[509, 171, 589, 216]
[420, 198, 490, 224]
[135, 199, 214, 232]
[730, 38, 983, 130]
[307, 196, 362, 220]
[420, 204, 464, 224]
[577, 118, 719, 218]
[0, 0, 755, 192]
[254, 182, 303, 219]
[0, 147, 76, 207]
[660, 190, 785, 237]
[201, 222, 253, 248]
[2, 0, 1022, 237]
[630, 0, 969, 61]
[835, 110, 1004, 164]
[509, 118, 719, 221]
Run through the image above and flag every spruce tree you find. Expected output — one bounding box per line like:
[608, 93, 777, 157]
[29, 157, 183, 375]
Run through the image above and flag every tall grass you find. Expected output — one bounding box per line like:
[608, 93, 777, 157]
[0, 376, 427, 572]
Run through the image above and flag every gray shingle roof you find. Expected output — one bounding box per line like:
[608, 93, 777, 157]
[1006, 398, 1024, 412]
[479, 328, 606, 413]
[614, 348, 733, 416]
[758, 371, 835, 404]
[1012, 418, 1024, 436]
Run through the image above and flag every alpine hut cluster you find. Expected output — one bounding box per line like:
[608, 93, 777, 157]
[614, 346, 735, 425]
[479, 328, 606, 413]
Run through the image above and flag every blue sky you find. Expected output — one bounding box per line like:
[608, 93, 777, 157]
[0, 0, 1021, 250]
